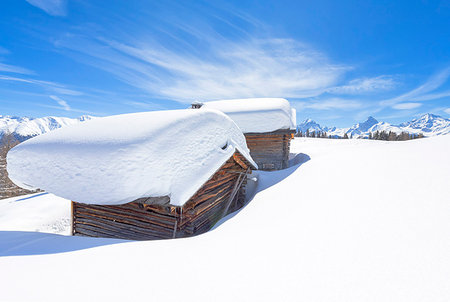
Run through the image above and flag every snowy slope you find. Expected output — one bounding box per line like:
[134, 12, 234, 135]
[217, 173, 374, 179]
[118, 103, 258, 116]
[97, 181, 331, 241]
[0, 115, 94, 139]
[298, 113, 450, 138]
[1, 136, 449, 302]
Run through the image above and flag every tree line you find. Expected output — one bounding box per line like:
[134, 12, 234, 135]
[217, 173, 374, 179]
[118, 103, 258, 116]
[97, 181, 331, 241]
[369, 130, 424, 141]
[295, 129, 424, 141]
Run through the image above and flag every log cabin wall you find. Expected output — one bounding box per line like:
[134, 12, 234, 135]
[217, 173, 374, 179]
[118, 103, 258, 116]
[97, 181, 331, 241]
[72, 152, 252, 240]
[244, 130, 295, 171]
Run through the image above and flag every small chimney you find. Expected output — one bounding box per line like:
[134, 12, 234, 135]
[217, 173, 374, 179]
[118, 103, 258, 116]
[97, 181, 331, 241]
[191, 101, 203, 109]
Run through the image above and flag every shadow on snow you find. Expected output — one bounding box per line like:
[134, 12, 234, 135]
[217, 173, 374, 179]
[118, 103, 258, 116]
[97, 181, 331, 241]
[0, 152, 311, 257]
[0, 231, 128, 257]
[211, 152, 311, 231]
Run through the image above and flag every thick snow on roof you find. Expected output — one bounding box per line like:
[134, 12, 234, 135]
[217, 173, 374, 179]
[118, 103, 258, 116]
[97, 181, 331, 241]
[199, 98, 297, 133]
[7, 109, 256, 206]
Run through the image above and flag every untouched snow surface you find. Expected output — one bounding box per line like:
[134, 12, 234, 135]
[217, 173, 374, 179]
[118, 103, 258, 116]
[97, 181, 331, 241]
[0, 193, 71, 235]
[200, 98, 296, 133]
[7, 109, 255, 206]
[1, 136, 450, 301]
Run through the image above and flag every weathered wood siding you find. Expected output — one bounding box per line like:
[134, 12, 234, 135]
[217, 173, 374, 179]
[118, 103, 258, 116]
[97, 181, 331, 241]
[245, 130, 295, 170]
[72, 152, 251, 240]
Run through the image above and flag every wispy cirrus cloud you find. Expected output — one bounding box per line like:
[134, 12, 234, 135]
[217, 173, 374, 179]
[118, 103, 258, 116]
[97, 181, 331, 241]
[124, 100, 169, 111]
[380, 67, 450, 107]
[53, 34, 347, 102]
[0, 62, 34, 75]
[25, 0, 67, 16]
[392, 102, 422, 110]
[327, 76, 396, 95]
[0, 75, 82, 95]
[293, 98, 363, 111]
[49, 95, 71, 111]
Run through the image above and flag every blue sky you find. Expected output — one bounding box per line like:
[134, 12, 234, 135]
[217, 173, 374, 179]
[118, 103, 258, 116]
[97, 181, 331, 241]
[0, 0, 449, 127]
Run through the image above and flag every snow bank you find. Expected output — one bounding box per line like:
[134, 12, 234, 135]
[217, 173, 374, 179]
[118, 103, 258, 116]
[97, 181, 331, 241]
[198, 98, 296, 133]
[7, 109, 256, 206]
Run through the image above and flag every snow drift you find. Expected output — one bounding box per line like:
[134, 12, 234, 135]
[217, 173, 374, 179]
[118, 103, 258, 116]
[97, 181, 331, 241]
[198, 98, 297, 133]
[7, 109, 256, 206]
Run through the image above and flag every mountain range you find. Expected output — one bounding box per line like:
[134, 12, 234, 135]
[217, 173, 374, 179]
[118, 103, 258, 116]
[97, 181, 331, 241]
[1, 113, 449, 141]
[297, 113, 450, 138]
[0, 115, 94, 141]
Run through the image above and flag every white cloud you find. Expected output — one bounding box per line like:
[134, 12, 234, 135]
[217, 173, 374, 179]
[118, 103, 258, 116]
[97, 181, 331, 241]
[0, 62, 34, 75]
[25, 0, 67, 16]
[328, 76, 396, 95]
[408, 90, 450, 102]
[124, 101, 168, 110]
[392, 102, 422, 110]
[380, 67, 450, 106]
[444, 108, 450, 114]
[294, 98, 362, 111]
[0, 75, 82, 95]
[49, 95, 71, 111]
[54, 34, 348, 102]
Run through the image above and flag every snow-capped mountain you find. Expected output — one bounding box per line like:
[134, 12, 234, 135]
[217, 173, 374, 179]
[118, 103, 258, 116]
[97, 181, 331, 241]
[400, 113, 450, 136]
[297, 113, 450, 138]
[0, 115, 94, 140]
[296, 119, 323, 133]
[346, 116, 379, 137]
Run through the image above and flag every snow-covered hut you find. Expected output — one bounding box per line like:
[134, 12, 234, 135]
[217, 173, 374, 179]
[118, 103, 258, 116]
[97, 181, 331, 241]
[193, 98, 296, 170]
[7, 109, 257, 240]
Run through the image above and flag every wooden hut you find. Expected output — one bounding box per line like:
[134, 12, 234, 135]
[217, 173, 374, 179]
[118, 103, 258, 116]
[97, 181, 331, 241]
[243, 129, 295, 170]
[72, 151, 255, 240]
[193, 98, 297, 170]
[7, 109, 257, 240]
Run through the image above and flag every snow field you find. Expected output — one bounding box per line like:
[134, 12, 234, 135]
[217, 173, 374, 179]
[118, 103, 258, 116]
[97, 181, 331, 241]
[0, 136, 449, 302]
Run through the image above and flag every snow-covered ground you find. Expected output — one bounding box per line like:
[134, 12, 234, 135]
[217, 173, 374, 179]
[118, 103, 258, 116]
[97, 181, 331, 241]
[0, 136, 449, 301]
[0, 192, 71, 235]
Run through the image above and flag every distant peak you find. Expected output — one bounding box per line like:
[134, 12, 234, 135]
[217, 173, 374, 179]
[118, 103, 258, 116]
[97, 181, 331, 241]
[300, 118, 317, 124]
[365, 116, 378, 123]
[420, 113, 440, 119]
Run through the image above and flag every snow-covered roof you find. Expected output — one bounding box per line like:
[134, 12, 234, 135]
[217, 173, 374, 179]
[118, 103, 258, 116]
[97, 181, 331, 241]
[198, 98, 297, 133]
[7, 109, 257, 206]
